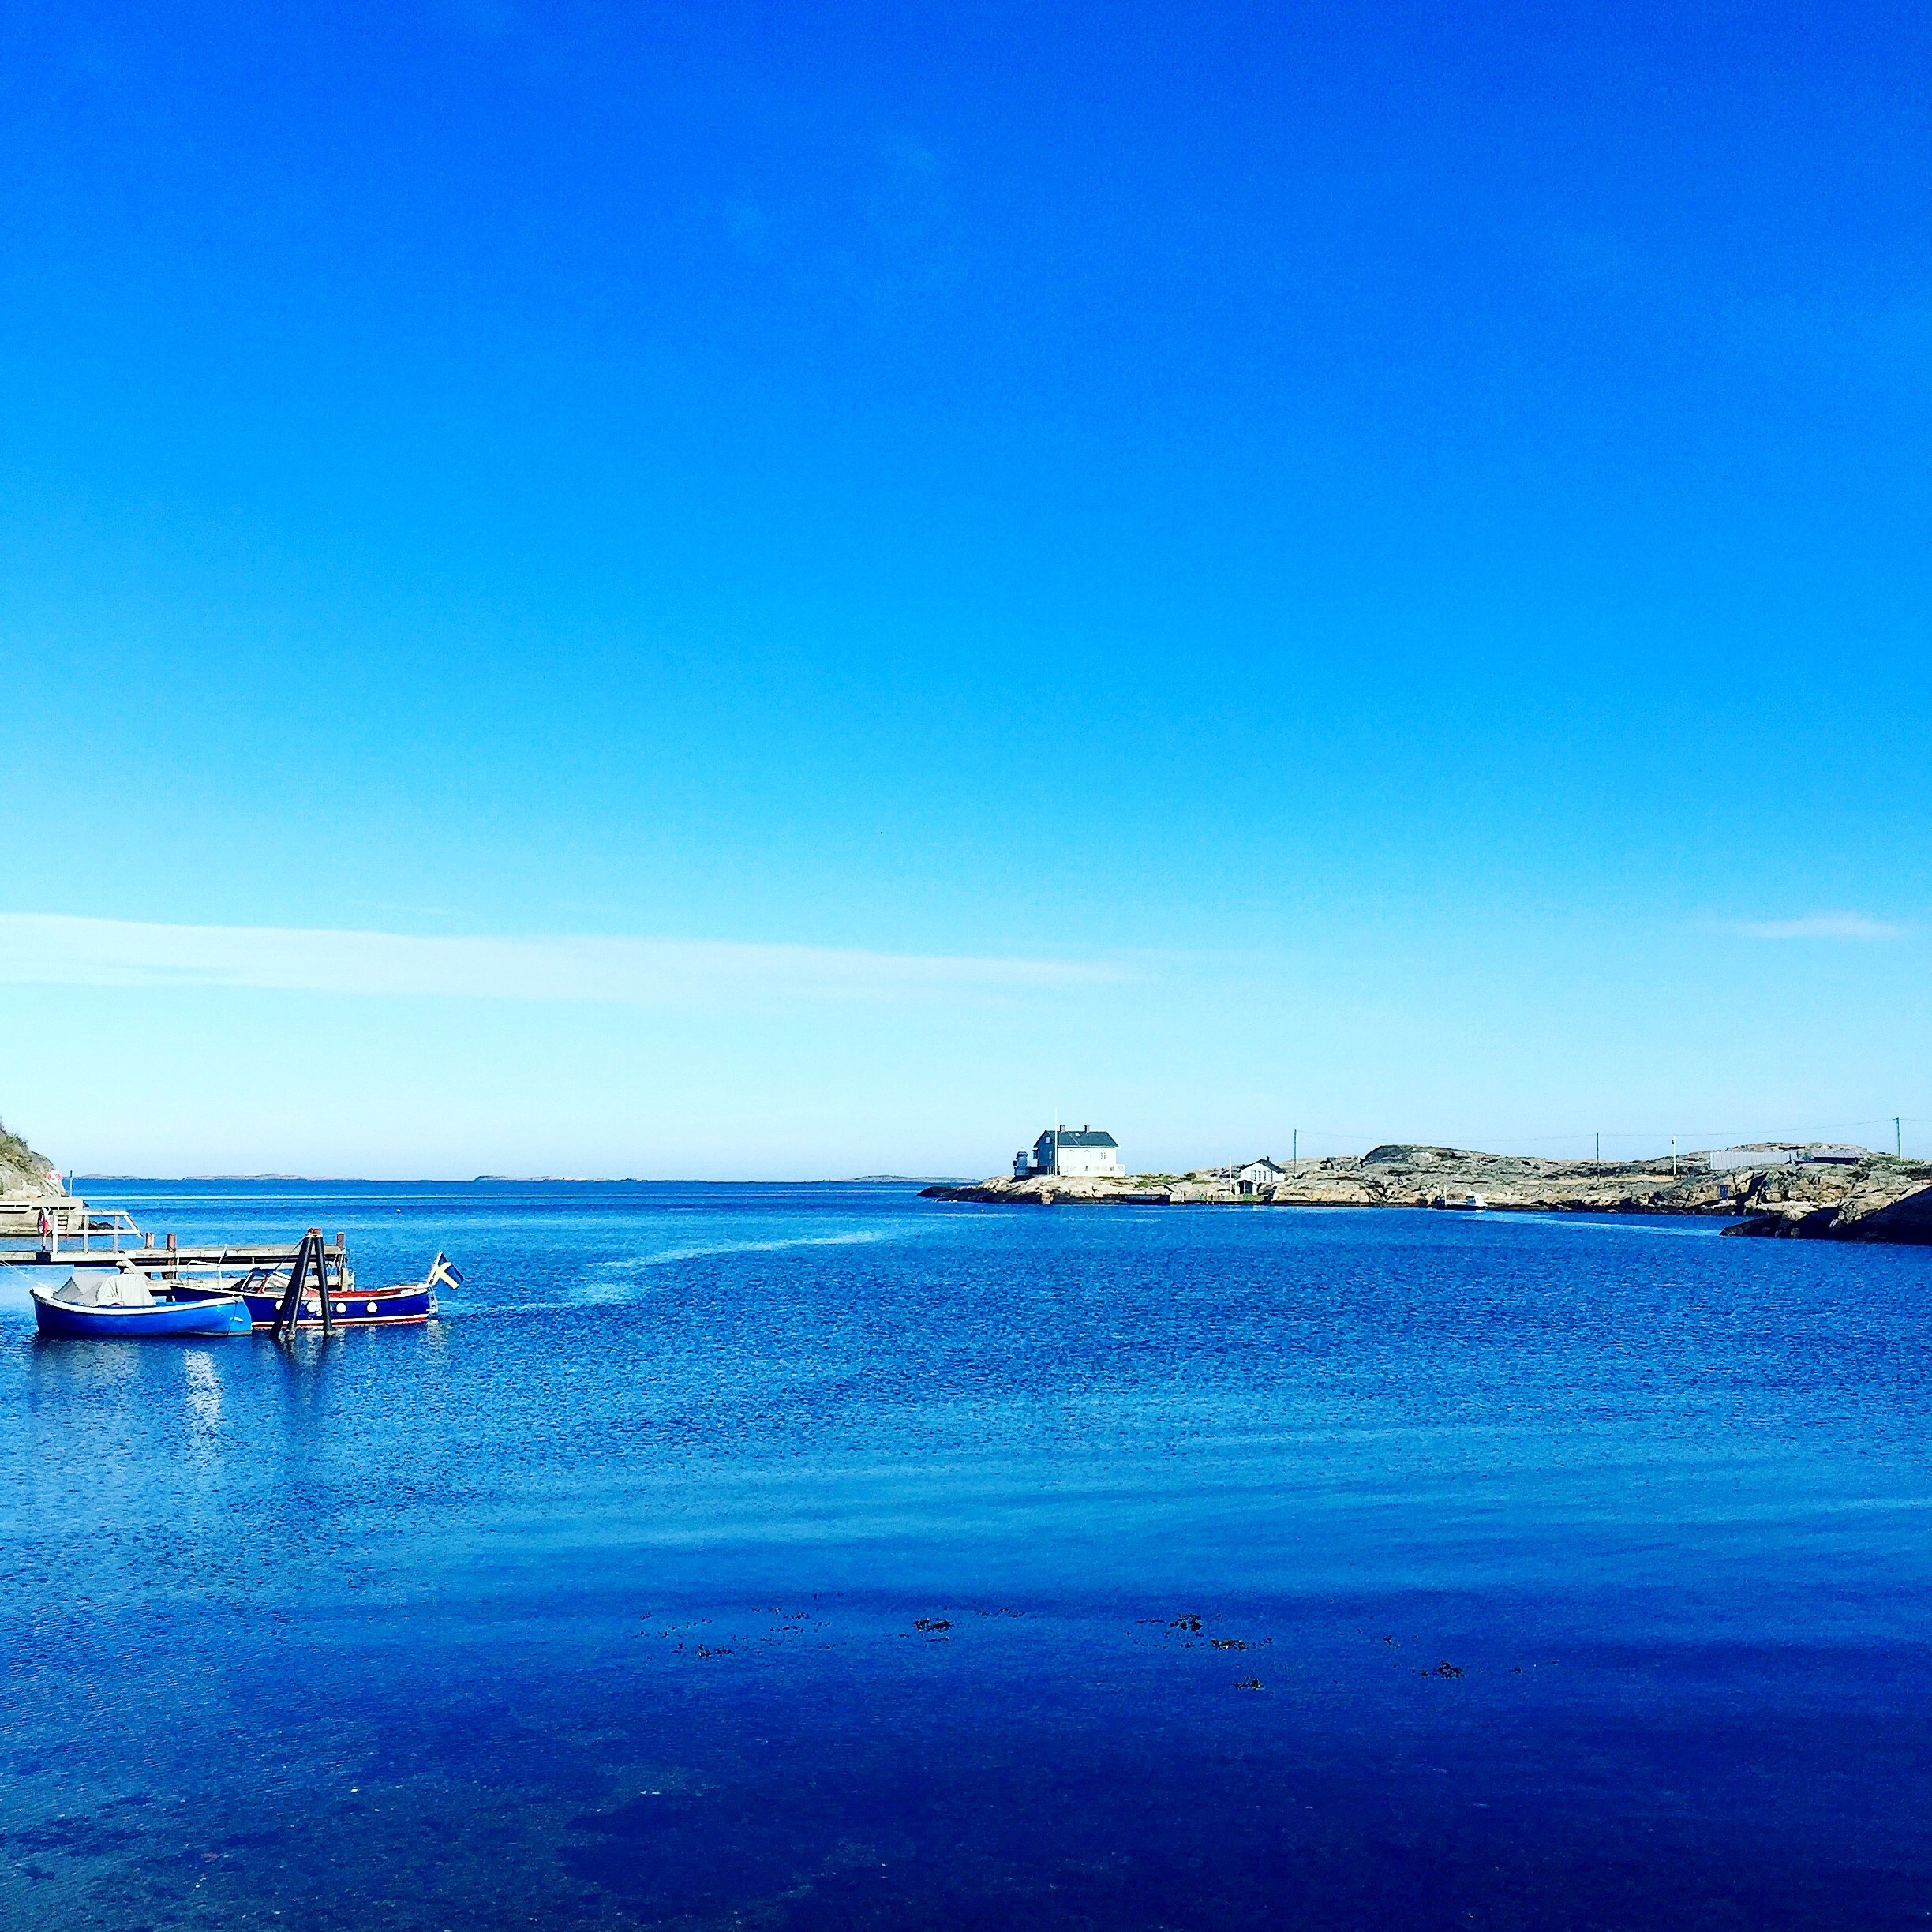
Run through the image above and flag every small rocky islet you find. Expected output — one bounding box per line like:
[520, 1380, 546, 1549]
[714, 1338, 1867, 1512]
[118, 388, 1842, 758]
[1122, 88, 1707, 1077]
[923, 1143, 1932, 1246]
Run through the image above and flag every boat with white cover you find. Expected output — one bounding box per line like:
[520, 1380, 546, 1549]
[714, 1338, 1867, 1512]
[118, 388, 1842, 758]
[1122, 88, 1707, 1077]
[32, 1266, 252, 1339]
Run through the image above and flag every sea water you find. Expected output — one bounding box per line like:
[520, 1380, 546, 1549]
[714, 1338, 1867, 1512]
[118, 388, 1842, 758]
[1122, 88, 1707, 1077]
[2, 1181, 1929, 1928]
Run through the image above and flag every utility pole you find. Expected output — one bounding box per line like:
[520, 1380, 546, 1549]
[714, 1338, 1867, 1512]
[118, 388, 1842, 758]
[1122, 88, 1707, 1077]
[1595, 1132, 1601, 1165]
[1897, 1117, 1904, 1158]
[1671, 1136, 1677, 1178]
[1293, 1129, 1298, 1177]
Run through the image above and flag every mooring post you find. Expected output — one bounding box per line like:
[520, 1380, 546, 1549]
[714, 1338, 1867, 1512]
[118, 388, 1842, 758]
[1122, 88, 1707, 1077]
[271, 1237, 306, 1342]
[312, 1229, 332, 1335]
[271, 1230, 331, 1343]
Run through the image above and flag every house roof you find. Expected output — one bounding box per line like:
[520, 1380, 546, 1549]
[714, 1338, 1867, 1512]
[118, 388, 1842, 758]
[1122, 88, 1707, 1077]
[1038, 1127, 1118, 1148]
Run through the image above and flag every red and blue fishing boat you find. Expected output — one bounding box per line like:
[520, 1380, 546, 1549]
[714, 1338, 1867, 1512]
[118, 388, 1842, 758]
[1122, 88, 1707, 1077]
[170, 1252, 460, 1331]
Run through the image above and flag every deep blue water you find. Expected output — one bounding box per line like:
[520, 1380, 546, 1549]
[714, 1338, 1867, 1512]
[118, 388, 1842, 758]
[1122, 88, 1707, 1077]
[3, 1181, 1930, 1929]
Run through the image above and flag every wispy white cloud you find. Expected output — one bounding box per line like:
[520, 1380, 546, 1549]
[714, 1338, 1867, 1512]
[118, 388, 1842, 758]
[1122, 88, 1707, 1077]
[1731, 912, 1908, 942]
[0, 915, 1123, 1007]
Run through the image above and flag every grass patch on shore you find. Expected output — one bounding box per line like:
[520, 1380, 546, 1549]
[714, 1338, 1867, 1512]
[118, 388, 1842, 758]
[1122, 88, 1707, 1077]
[0, 1117, 53, 1186]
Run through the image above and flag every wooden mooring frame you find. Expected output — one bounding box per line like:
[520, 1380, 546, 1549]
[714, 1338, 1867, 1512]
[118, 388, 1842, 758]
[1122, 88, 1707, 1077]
[270, 1228, 336, 1343]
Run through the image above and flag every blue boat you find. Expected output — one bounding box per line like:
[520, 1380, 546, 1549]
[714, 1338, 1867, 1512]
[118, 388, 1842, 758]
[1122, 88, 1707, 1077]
[170, 1252, 458, 1331]
[32, 1272, 253, 1339]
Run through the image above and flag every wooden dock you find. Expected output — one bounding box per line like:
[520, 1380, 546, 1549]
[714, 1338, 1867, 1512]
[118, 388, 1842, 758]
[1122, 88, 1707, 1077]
[0, 1192, 343, 1275]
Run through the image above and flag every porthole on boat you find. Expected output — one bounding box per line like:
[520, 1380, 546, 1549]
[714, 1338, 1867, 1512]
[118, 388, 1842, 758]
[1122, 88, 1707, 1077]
[333, 1302, 344, 1314]
[365, 1302, 376, 1312]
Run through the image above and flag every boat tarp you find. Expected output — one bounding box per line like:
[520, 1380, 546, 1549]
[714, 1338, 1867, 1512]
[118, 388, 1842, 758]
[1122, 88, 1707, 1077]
[52, 1273, 156, 1308]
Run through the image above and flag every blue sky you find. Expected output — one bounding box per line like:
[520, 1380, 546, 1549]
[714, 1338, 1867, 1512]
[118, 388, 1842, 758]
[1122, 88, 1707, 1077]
[2, 0, 1926, 1177]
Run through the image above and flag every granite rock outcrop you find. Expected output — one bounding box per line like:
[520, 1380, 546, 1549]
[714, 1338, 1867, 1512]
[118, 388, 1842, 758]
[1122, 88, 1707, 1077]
[0, 1117, 60, 1198]
[1720, 1171, 1932, 1242]
[924, 1144, 1932, 1244]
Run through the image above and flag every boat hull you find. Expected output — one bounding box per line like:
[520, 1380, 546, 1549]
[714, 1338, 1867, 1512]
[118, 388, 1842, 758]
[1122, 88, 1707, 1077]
[32, 1293, 253, 1339]
[167, 1283, 437, 1329]
[256, 1283, 433, 1329]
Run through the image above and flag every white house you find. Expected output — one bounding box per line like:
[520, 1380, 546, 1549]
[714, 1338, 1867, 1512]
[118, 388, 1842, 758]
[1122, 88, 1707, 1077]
[1229, 1157, 1288, 1195]
[1014, 1127, 1121, 1178]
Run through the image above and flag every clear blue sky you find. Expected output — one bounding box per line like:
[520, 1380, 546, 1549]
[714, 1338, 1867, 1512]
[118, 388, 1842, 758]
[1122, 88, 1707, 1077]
[2, 1, 1926, 1177]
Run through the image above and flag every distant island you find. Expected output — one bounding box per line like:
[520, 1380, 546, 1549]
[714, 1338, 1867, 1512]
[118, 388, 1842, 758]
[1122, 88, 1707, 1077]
[12, 1114, 1928, 1247]
[846, 1174, 974, 1185]
[924, 1143, 1932, 1245]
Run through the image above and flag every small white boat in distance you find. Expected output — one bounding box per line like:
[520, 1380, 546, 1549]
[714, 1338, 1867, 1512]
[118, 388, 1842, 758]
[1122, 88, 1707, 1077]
[1435, 1192, 1488, 1211]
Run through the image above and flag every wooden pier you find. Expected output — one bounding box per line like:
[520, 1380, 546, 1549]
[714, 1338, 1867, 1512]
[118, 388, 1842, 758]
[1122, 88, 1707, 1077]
[0, 1192, 343, 1277]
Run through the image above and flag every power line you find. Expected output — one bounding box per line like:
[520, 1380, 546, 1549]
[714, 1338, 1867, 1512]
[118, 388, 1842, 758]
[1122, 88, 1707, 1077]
[1250, 1118, 1926, 1158]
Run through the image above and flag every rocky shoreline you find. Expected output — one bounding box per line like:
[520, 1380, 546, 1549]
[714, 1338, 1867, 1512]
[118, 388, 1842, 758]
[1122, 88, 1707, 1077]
[0, 1118, 59, 1199]
[923, 1144, 1932, 1246]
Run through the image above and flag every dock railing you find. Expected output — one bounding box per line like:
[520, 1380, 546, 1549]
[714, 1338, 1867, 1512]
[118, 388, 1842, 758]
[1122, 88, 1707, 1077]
[0, 1194, 350, 1284]
[0, 1194, 144, 1255]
